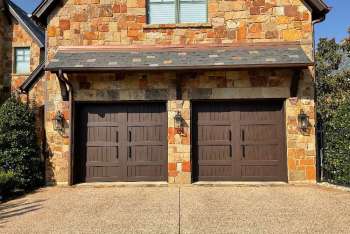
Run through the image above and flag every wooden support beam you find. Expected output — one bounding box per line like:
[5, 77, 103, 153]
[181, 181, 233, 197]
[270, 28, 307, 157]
[57, 71, 69, 101]
[290, 70, 301, 97]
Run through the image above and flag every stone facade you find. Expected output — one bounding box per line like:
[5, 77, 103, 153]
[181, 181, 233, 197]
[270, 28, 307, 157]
[6, 23, 42, 92]
[45, 67, 315, 184]
[42, 0, 317, 184]
[46, 0, 313, 58]
[0, 11, 43, 103]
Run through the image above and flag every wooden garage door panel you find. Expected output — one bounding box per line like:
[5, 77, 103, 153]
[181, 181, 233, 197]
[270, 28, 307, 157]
[130, 146, 164, 161]
[76, 103, 167, 183]
[86, 146, 119, 162]
[129, 126, 164, 142]
[127, 104, 164, 123]
[198, 165, 233, 180]
[241, 125, 279, 142]
[243, 145, 280, 161]
[126, 104, 167, 181]
[197, 125, 231, 142]
[127, 165, 165, 180]
[86, 166, 123, 182]
[194, 101, 286, 182]
[241, 165, 280, 178]
[240, 104, 281, 122]
[198, 146, 232, 161]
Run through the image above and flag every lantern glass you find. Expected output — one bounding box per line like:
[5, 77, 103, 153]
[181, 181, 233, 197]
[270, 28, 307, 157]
[298, 110, 309, 131]
[53, 111, 64, 132]
[174, 111, 182, 129]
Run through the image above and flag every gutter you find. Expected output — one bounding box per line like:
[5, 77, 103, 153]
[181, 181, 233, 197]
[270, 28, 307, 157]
[57, 69, 75, 186]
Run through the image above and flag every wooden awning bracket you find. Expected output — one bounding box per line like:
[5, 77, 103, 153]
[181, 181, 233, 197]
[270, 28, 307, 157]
[57, 69, 72, 101]
[290, 70, 301, 98]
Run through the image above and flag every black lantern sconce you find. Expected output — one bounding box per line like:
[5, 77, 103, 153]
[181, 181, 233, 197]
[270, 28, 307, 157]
[53, 111, 65, 132]
[174, 111, 183, 134]
[298, 109, 309, 133]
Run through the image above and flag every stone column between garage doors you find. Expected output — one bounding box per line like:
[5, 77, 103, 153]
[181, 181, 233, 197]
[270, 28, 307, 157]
[168, 100, 191, 184]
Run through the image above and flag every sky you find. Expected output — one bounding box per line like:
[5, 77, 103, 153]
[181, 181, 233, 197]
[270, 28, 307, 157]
[12, 0, 350, 42]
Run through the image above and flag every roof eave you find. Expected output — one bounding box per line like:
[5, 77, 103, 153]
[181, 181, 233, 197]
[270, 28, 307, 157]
[7, 1, 45, 48]
[46, 63, 314, 73]
[20, 62, 45, 92]
[306, 0, 330, 21]
[32, 0, 59, 21]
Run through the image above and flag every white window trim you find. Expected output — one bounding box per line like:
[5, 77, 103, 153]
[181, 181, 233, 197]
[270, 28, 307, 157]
[13, 47, 31, 75]
[147, 0, 208, 25]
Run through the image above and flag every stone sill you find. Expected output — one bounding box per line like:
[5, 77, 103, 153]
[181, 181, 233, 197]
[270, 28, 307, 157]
[11, 73, 30, 77]
[143, 22, 212, 29]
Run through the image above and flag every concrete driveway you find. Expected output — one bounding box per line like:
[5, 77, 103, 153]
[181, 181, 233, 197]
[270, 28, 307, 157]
[1, 185, 350, 234]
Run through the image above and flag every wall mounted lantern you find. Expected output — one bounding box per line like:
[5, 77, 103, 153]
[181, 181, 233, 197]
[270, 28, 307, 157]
[298, 109, 309, 132]
[53, 111, 65, 132]
[174, 111, 183, 134]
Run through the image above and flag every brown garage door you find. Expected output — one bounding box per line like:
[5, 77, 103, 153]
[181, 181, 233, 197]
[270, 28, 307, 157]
[193, 101, 287, 181]
[75, 103, 167, 183]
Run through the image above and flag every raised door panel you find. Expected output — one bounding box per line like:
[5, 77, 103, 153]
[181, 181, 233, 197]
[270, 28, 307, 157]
[239, 103, 285, 181]
[83, 105, 125, 182]
[193, 101, 286, 182]
[194, 102, 233, 181]
[126, 104, 167, 181]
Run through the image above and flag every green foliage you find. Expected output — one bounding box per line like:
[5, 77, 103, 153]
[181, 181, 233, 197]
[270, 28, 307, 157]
[316, 29, 350, 185]
[321, 102, 350, 184]
[0, 170, 16, 195]
[0, 96, 43, 190]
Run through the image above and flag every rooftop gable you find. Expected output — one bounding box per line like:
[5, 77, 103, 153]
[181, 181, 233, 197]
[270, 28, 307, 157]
[6, 0, 45, 48]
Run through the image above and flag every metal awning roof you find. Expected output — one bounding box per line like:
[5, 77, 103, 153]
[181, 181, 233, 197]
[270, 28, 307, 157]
[46, 44, 313, 72]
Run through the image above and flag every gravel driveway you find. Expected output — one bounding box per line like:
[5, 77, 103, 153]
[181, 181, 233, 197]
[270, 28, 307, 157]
[1, 185, 349, 234]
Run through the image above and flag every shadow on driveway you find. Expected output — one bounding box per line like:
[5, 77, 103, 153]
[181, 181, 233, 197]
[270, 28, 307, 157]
[0, 199, 45, 227]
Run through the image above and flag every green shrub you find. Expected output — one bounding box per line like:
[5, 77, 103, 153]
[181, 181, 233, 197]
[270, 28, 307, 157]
[0, 170, 16, 195]
[0, 96, 43, 190]
[316, 29, 350, 185]
[322, 102, 350, 185]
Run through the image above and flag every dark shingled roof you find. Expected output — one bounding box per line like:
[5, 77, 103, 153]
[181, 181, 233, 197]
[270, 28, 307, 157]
[46, 45, 313, 72]
[20, 62, 45, 92]
[7, 0, 45, 48]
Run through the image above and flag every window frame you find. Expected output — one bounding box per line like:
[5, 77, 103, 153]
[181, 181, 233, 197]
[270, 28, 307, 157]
[146, 0, 208, 25]
[14, 47, 31, 75]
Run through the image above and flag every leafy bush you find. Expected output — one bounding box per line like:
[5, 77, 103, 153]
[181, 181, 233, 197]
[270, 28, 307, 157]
[316, 29, 350, 185]
[0, 170, 16, 195]
[0, 96, 43, 190]
[321, 102, 350, 184]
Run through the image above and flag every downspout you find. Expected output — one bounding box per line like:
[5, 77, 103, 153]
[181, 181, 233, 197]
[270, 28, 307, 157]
[57, 69, 75, 186]
[312, 14, 326, 183]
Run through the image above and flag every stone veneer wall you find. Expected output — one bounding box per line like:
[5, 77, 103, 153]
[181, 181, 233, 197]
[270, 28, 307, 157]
[6, 23, 42, 92]
[46, 0, 313, 57]
[0, 14, 44, 108]
[45, 69, 316, 184]
[44, 0, 316, 184]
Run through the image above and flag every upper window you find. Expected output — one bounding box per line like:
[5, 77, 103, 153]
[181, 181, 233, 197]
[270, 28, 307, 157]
[14, 47, 30, 74]
[148, 0, 207, 24]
